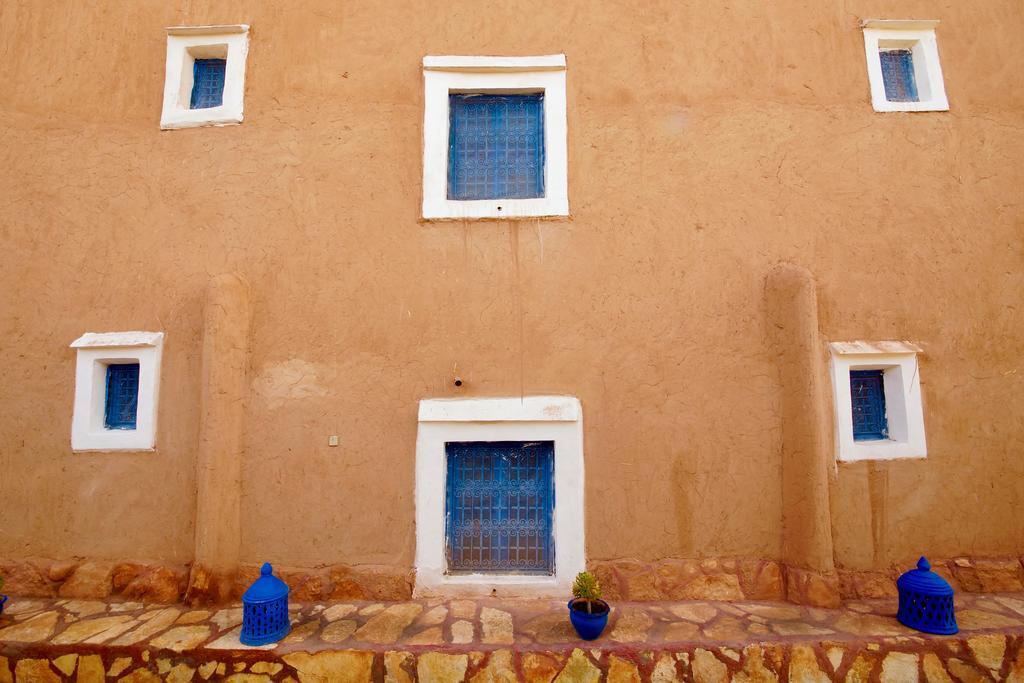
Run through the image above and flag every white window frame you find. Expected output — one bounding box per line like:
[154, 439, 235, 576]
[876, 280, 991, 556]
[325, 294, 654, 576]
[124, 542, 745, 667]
[829, 341, 927, 462]
[414, 396, 584, 597]
[70, 332, 163, 452]
[160, 25, 250, 130]
[861, 20, 948, 113]
[422, 55, 569, 219]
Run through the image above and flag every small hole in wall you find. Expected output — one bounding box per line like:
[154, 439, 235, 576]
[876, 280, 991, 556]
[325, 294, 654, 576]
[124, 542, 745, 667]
[497, 206, 502, 211]
[454, 377, 463, 387]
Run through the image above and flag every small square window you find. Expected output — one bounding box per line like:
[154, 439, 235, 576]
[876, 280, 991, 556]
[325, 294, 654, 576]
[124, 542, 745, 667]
[861, 20, 948, 112]
[71, 332, 163, 452]
[422, 55, 568, 219]
[448, 94, 545, 201]
[829, 341, 927, 461]
[104, 363, 140, 430]
[190, 58, 226, 110]
[160, 25, 249, 130]
[879, 49, 918, 102]
[850, 369, 887, 440]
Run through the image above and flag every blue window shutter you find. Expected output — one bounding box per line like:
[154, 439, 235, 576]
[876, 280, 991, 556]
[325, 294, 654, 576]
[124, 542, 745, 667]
[879, 50, 919, 102]
[850, 370, 888, 441]
[190, 58, 227, 110]
[445, 441, 555, 574]
[104, 363, 140, 430]
[447, 94, 545, 200]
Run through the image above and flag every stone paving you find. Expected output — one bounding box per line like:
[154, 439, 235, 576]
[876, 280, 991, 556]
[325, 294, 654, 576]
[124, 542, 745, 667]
[1, 592, 1023, 681]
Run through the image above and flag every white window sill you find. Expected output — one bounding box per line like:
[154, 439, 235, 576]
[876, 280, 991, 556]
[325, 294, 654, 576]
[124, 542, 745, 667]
[839, 439, 927, 462]
[871, 99, 949, 113]
[160, 107, 244, 130]
[416, 573, 561, 599]
[422, 197, 569, 221]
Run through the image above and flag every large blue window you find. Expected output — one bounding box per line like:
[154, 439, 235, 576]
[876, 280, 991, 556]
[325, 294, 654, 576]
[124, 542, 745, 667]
[879, 49, 919, 103]
[190, 58, 226, 110]
[104, 363, 140, 430]
[448, 94, 545, 201]
[850, 370, 888, 441]
[446, 441, 554, 574]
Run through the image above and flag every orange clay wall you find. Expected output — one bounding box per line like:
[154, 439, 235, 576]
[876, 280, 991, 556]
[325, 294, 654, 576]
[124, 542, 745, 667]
[0, 1, 1021, 577]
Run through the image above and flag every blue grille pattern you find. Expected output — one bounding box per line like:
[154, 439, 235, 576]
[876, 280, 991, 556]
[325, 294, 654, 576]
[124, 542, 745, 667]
[241, 597, 289, 645]
[898, 591, 957, 635]
[190, 58, 226, 109]
[851, 370, 887, 441]
[880, 49, 919, 102]
[448, 94, 545, 200]
[104, 363, 139, 430]
[446, 441, 554, 574]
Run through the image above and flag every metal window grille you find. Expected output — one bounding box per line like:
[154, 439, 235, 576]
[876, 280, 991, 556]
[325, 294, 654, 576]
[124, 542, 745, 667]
[880, 49, 919, 102]
[190, 58, 226, 110]
[446, 441, 554, 574]
[447, 94, 545, 200]
[104, 363, 139, 430]
[851, 369, 888, 441]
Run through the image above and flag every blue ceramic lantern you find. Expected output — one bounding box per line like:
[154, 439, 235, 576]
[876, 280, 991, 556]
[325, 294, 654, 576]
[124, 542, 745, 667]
[241, 563, 291, 646]
[897, 557, 957, 635]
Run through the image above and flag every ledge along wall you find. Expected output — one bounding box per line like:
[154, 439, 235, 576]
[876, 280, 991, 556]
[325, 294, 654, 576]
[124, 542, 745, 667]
[0, 0, 1022, 602]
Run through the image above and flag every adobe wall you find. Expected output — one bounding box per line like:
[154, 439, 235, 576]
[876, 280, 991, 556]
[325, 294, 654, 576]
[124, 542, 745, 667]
[0, 0, 1021, 596]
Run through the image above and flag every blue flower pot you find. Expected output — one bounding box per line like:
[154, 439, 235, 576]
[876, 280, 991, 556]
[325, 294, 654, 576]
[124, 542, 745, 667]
[568, 598, 609, 640]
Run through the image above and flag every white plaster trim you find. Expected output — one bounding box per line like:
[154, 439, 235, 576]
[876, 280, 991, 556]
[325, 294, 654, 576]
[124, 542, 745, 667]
[165, 24, 249, 36]
[160, 26, 249, 130]
[70, 332, 163, 452]
[419, 396, 579, 422]
[422, 57, 569, 219]
[861, 19, 940, 30]
[423, 54, 566, 72]
[829, 340, 922, 355]
[70, 331, 164, 349]
[414, 397, 585, 598]
[829, 344, 927, 462]
[862, 24, 948, 113]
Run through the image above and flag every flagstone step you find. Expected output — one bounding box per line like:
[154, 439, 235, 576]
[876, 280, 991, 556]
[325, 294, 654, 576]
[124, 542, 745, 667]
[1, 592, 1022, 680]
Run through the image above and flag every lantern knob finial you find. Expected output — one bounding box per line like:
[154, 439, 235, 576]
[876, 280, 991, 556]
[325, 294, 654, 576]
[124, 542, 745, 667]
[917, 556, 931, 572]
[261, 562, 273, 576]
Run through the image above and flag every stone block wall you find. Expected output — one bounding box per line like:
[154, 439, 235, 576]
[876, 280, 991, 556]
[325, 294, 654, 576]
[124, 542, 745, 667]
[3, 556, 1022, 605]
[0, 559, 414, 605]
[232, 564, 414, 602]
[838, 557, 1024, 600]
[589, 559, 785, 603]
[588, 556, 1024, 606]
[0, 560, 187, 603]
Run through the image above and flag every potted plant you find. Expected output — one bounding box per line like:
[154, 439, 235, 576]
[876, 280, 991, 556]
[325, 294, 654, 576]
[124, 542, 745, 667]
[568, 571, 610, 640]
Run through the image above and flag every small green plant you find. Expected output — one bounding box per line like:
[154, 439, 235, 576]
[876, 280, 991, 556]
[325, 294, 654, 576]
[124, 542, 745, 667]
[572, 571, 602, 614]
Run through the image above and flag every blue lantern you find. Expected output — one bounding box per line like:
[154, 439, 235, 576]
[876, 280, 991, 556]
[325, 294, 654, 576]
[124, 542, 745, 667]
[241, 563, 291, 645]
[896, 557, 957, 635]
